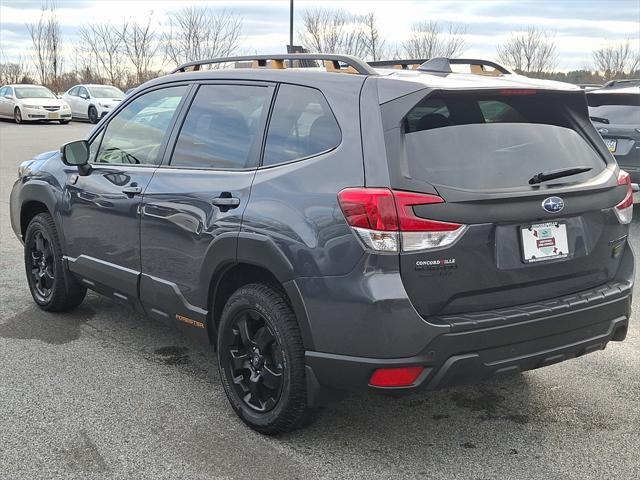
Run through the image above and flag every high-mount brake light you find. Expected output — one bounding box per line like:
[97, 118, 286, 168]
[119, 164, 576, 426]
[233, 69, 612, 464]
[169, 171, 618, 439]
[499, 89, 537, 95]
[615, 170, 633, 224]
[337, 188, 467, 252]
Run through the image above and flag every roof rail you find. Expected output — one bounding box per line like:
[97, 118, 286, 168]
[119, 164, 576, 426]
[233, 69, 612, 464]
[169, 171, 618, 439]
[368, 59, 429, 70]
[418, 58, 511, 75]
[171, 54, 378, 75]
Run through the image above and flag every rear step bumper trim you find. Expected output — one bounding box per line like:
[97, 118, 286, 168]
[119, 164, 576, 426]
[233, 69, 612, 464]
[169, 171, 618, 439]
[434, 278, 633, 333]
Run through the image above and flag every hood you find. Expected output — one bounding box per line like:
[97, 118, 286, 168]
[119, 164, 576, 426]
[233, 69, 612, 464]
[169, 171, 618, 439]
[18, 97, 69, 108]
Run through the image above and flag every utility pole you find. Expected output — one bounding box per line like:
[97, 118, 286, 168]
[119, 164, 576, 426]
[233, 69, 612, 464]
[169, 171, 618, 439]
[289, 0, 294, 48]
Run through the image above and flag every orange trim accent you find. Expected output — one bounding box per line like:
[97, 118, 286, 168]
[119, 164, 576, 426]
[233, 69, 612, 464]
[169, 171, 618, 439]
[176, 315, 205, 329]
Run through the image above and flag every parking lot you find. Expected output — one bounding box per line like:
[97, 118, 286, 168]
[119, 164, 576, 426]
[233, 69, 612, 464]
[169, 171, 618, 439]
[0, 119, 639, 479]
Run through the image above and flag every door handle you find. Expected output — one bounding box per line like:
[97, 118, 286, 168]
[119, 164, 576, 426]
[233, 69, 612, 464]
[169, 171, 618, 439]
[122, 185, 142, 196]
[211, 195, 240, 208]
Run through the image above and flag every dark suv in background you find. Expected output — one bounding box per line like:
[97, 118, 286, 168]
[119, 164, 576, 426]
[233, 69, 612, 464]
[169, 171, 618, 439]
[10, 54, 635, 434]
[588, 86, 640, 188]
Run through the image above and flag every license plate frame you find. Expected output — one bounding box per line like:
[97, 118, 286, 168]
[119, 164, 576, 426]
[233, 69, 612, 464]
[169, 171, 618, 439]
[604, 138, 617, 153]
[520, 221, 569, 264]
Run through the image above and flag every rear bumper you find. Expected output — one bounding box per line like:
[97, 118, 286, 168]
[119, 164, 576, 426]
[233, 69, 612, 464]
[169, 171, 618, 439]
[304, 247, 634, 401]
[306, 291, 631, 395]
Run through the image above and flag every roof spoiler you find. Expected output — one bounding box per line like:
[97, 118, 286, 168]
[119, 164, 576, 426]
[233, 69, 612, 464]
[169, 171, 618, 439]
[418, 58, 511, 75]
[172, 54, 378, 75]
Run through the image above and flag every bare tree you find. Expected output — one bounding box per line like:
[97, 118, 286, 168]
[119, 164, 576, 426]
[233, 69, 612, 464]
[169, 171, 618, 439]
[79, 23, 127, 87]
[402, 21, 466, 59]
[497, 26, 557, 73]
[26, 2, 63, 88]
[163, 7, 242, 67]
[593, 40, 640, 79]
[0, 59, 31, 84]
[122, 13, 160, 84]
[362, 12, 387, 61]
[299, 8, 368, 58]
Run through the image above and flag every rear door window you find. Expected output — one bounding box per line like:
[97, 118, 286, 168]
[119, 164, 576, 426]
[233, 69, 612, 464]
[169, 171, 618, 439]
[402, 92, 606, 190]
[263, 84, 341, 166]
[170, 84, 272, 169]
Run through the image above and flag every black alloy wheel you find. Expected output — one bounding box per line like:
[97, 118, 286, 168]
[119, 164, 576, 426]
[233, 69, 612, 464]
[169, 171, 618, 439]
[27, 230, 55, 303]
[14, 107, 22, 124]
[217, 283, 316, 434]
[224, 309, 284, 412]
[24, 213, 87, 312]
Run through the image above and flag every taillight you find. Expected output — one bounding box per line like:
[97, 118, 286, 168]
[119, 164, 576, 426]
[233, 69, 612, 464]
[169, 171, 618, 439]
[615, 170, 633, 224]
[337, 188, 467, 252]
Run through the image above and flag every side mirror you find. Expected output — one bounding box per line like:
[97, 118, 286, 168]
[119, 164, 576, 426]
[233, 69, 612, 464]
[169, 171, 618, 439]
[80, 93, 89, 100]
[61, 140, 91, 175]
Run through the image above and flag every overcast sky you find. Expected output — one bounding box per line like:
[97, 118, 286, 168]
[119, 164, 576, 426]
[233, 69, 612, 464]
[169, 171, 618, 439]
[1, 0, 639, 71]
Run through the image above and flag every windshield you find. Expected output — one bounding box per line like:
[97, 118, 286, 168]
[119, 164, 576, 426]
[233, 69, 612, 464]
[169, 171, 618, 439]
[87, 86, 125, 99]
[401, 93, 605, 190]
[15, 86, 56, 99]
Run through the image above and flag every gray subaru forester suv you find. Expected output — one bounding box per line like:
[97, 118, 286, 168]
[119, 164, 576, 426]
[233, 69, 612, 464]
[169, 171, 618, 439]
[10, 54, 635, 434]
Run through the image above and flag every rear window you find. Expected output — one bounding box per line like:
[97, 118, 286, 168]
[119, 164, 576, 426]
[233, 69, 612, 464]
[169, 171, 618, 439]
[402, 92, 606, 190]
[587, 93, 640, 125]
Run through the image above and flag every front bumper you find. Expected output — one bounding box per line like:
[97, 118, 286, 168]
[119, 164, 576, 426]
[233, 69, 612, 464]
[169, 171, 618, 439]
[304, 246, 634, 400]
[23, 107, 71, 120]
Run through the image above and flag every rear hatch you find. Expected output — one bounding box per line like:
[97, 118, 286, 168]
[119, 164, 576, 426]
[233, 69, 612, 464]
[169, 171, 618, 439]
[379, 88, 631, 318]
[587, 91, 640, 169]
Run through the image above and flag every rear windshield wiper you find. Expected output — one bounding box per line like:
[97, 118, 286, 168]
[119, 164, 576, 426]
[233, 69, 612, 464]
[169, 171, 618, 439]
[528, 166, 593, 185]
[590, 116, 610, 124]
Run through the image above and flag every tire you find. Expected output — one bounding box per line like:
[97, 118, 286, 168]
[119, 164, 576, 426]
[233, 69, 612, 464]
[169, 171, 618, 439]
[14, 107, 23, 124]
[88, 106, 98, 124]
[217, 283, 316, 434]
[24, 213, 86, 312]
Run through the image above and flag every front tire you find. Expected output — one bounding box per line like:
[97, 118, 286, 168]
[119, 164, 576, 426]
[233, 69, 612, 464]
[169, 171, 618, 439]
[24, 213, 86, 312]
[88, 106, 98, 124]
[217, 283, 316, 434]
[14, 107, 23, 124]
[59, 119, 70, 124]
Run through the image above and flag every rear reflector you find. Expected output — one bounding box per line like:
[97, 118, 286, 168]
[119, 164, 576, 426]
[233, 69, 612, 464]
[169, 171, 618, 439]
[338, 188, 467, 252]
[615, 170, 633, 224]
[369, 366, 424, 387]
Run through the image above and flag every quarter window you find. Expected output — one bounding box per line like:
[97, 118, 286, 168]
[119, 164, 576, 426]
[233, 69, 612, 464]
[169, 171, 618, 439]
[94, 86, 187, 165]
[171, 84, 271, 169]
[263, 84, 341, 166]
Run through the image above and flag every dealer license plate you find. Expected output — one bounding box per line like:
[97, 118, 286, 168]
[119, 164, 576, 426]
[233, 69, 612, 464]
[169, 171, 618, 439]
[521, 222, 569, 263]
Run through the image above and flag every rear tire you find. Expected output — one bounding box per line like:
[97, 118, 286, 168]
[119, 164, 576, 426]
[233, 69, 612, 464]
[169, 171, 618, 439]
[217, 283, 316, 434]
[88, 106, 98, 124]
[24, 213, 86, 312]
[14, 107, 23, 124]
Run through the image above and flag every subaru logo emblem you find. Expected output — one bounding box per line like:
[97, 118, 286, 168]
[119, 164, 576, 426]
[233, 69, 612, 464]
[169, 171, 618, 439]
[542, 196, 564, 213]
[598, 128, 609, 134]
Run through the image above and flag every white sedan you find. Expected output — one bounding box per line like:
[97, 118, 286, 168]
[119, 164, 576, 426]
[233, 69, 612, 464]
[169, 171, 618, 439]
[62, 84, 125, 123]
[0, 84, 72, 124]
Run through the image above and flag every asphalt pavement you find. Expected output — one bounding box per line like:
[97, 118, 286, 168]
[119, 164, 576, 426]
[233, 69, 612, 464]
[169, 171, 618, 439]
[0, 119, 638, 479]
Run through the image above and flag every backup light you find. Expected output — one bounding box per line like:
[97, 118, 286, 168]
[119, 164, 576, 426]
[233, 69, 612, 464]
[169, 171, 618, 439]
[369, 366, 424, 387]
[615, 170, 633, 224]
[337, 188, 466, 252]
